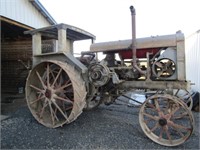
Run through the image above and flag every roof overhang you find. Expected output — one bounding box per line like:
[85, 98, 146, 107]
[29, 0, 57, 25]
[24, 23, 96, 41]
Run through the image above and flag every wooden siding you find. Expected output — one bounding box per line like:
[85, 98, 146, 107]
[1, 39, 57, 93]
[1, 40, 32, 93]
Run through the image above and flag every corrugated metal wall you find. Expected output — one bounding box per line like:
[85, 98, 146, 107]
[0, 0, 51, 28]
[185, 30, 200, 92]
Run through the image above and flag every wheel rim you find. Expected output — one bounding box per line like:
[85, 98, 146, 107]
[139, 94, 194, 146]
[85, 84, 102, 110]
[157, 89, 193, 110]
[26, 61, 86, 128]
[173, 89, 193, 110]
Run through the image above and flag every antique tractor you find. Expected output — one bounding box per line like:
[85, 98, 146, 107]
[25, 6, 194, 146]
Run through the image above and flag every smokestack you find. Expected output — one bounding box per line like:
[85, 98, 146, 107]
[130, 6, 146, 75]
[130, 6, 136, 63]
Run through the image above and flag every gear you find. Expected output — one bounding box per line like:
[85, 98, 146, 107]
[88, 63, 110, 87]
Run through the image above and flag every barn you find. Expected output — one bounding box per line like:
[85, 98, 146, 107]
[1, 0, 56, 95]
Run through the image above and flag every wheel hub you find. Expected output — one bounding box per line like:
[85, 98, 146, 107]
[91, 71, 102, 80]
[45, 89, 52, 99]
[158, 118, 167, 126]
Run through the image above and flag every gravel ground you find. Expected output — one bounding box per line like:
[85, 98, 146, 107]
[1, 101, 200, 149]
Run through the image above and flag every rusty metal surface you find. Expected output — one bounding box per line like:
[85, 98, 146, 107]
[26, 60, 87, 128]
[89, 34, 179, 52]
[139, 94, 194, 146]
[119, 80, 189, 90]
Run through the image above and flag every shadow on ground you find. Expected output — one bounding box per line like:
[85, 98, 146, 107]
[1, 96, 200, 149]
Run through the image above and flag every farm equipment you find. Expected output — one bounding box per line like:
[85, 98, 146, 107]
[25, 6, 194, 146]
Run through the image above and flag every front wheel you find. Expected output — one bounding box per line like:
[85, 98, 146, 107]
[139, 94, 194, 146]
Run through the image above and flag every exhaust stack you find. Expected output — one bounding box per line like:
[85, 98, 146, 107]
[130, 6, 146, 75]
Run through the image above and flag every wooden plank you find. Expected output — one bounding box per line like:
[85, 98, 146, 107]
[1, 16, 33, 30]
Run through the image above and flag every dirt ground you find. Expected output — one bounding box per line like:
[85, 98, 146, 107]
[1, 94, 200, 149]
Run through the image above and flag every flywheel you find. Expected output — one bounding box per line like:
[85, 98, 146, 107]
[152, 58, 176, 79]
[26, 60, 87, 128]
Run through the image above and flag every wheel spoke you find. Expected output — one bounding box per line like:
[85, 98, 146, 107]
[142, 112, 159, 121]
[30, 85, 43, 92]
[172, 112, 189, 119]
[150, 123, 159, 132]
[46, 63, 50, 88]
[54, 95, 73, 104]
[56, 83, 72, 92]
[154, 98, 160, 112]
[164, 126, 172, 144]
[171, 125, 185, 138]
[49, 102, 55, 125]
[174, 89, 180, 96]
[144, 118, 152, 124]
[53, 108, 59, 121]
[52, 100, 69, 122]
[49, 67, 56, 80]
[30, 95, 45, 105]
[168, 121, 191, 131]
[65, 106, 73, 111]
[36, 71, 46, 89]
[170, 104, 180, 117]
[158, 127, 164, 141]
[58, 73, 63, 86]
[173, 89, 193, 110]
[146, 101, 156, 109]
[52, 68, 62, 87]
[39, 100, 48, 119]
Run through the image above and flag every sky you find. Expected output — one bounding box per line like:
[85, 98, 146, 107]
[40, 0, 200, 53]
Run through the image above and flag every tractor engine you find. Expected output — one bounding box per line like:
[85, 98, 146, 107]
[79, 6, 187, 110]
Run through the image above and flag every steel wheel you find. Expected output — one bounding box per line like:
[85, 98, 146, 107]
[84, 84, 102, 110]
[139, 94, 194, 146]
[26, 61, 86, 128]
[173, 89, 193, 110]
[157, 89, 193, 110]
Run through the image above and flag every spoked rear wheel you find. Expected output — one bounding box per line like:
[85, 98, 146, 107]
[139, 94, 194, 146]
[26, 61, 86, 128]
